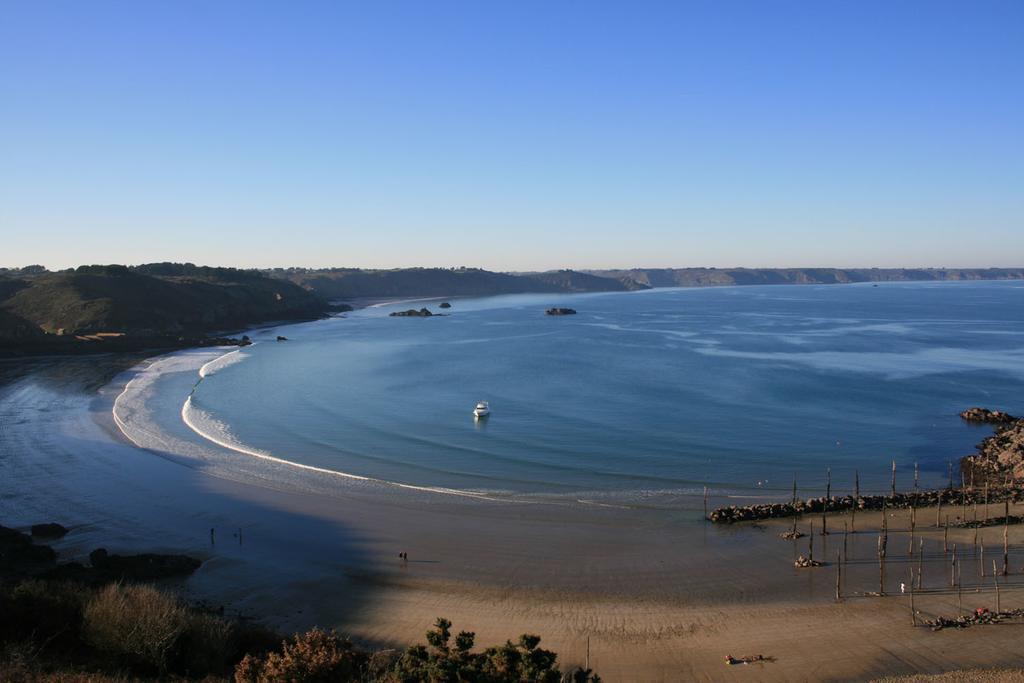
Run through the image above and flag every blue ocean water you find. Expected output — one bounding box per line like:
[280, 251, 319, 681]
[186, 281, 1024, 502]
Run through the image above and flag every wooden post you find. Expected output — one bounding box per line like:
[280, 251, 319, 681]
[984, 482, 989, 524]
[914, 462, 919, 491]
[844, 522, 849, 562]
[948, 460, 953, 490]
[909, 506, 916, 555]
[944, 516, 949, 553]
[882, 500, 888, 546]
[951, 543, 957, 588]
[993, 563, 1001, 613]
[826, 467, 831, 502]
[855, 470, 860, 499]
[809, 521, 815, 562]
[891, 459, 897, 498]
[878, 534, 886, 595]
[937, 493, 942, 528]
[981, 535, 986, 577]
[703, 485, 708, 521]
[917, 538, 924, 589]
[962, 472, 967, 522]
[1003, 503, 1009, 577]
[910, 578, 917, 626]
[957, 564, 963, 616]
[835, 551, 841, 602]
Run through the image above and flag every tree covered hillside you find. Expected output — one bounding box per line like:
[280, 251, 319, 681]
[0, 264, 330, 337]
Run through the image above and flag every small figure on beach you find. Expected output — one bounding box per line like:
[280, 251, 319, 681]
[399, 551, 408, 561]
[210, 527, 215, 545]
[900, 582, 906, 594]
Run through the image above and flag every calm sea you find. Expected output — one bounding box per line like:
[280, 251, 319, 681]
[184, 280, 1024, 504]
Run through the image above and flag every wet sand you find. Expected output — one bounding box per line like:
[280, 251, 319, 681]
[3, 355, 1024, 681]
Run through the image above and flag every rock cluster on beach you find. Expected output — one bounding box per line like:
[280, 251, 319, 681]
[925, 607, 1024, 631]
[793, 555, 822, 568]
[545, 308, 577, 315]
[961, 408, 1024, 482]
[1, 523, 201, 584]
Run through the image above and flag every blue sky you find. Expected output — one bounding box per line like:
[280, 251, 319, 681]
[1, 1, 1021, 270]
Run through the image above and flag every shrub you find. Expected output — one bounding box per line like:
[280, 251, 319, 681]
[386, 617, 564, 683]
[177, 610, 238, 677]
[0, 581, 90, 650]
[82, 584, 188, 673]
[234, 628, 367, 683]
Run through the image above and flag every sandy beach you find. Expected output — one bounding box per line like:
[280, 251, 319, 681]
[4, 353, 1024, 682]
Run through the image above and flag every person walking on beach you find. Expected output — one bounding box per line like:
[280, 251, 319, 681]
[210, 528, 215, 545]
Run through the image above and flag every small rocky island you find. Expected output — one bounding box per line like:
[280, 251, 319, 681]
[390, 308, 434, 317]
[439, 302, 451, 309]
[545, 308, 577, 316]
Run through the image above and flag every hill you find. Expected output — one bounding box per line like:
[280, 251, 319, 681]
[587, 267, 1024, 287]
[268, 267, 641, 300]
[1, 264, 330, 337]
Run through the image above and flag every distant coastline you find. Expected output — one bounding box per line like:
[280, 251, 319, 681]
[3, 262, 1023, 357]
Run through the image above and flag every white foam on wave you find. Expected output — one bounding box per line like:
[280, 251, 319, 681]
[114, 348, 516, 503]
[198, 348, 247, 379]
[181, 395, 509, 501]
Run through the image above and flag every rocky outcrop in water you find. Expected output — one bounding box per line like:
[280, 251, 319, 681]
[545, 308, 577, 316]
[960, 407, 1016, 424]
[390, 308, 433, 317]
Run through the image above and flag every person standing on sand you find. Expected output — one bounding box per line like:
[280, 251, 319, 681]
[210, 528, 215, 545]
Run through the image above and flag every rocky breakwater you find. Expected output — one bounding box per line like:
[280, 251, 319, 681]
[710, 488, 1024, 524]
[960, 407, 1024, 482]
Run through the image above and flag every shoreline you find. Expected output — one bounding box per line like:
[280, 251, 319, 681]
[5, 354, 1024, 679]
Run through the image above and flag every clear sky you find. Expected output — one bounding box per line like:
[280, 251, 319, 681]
[1, 1, 1021, 271]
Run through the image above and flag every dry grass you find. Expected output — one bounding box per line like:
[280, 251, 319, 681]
[82, 584, 188, 672]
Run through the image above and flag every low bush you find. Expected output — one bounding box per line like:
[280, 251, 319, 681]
[0, 580, 89, 650]
[234, 628, 366, 682]
[82, 584, 188, 674]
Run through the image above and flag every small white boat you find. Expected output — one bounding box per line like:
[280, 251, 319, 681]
[473, 401, 490, 418]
